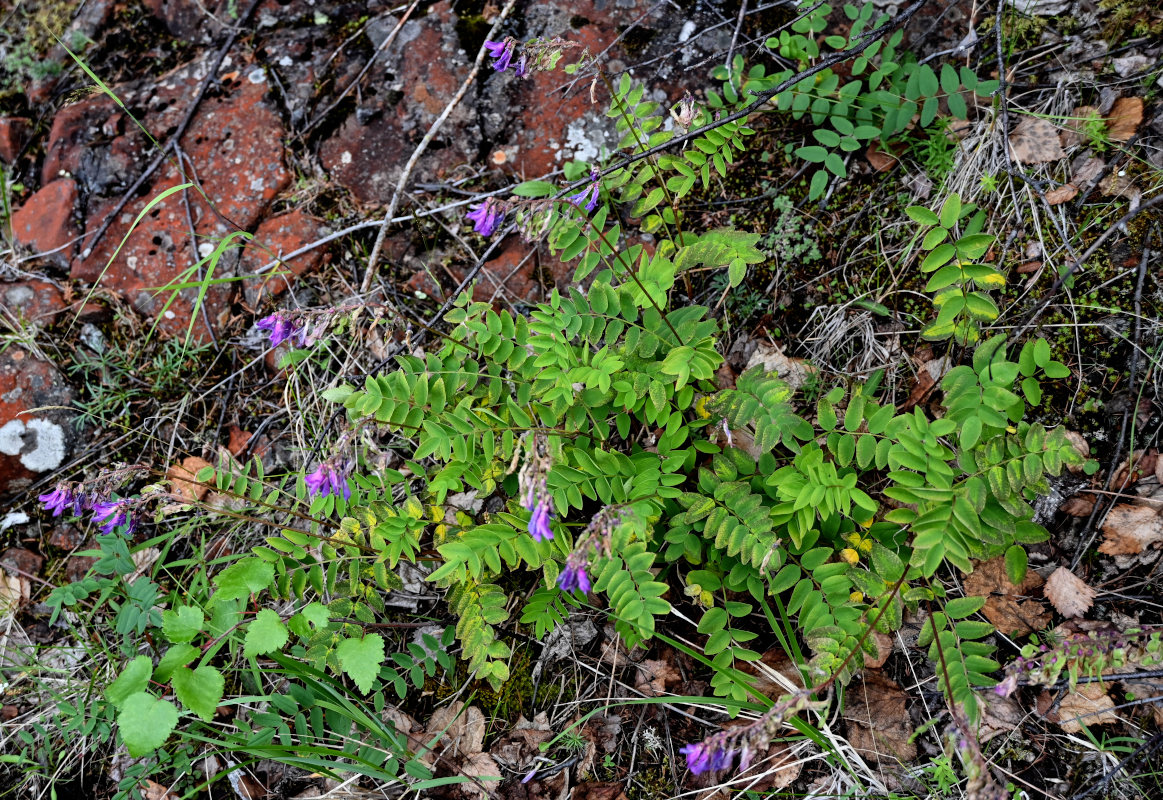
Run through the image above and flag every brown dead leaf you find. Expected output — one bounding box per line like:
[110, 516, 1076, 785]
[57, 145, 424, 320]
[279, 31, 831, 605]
[1044, 183, 1079, 205]
[1010, 117, 1067, 164]
[978, 691, 1024, 744]
[168, 456, 212, 503]
[1044, 567, 1097, 618]
[746, 341, 815, 391]
[635, 658, 681, 696]
[1100, 171, 1140, 200]
[1060, 495, 1096, 517]
[489, 713, 552, 770]
[1060, 105, 1099, 148]
[1099, 504, 1163, 556]
[458, 751, 500, 800]
[866, 142, 898, 172]
[227, 426, 252, 456]
[964, 557, 1051, 636]
[844, 671, 917, 765]
[1106, 96, 1143, 142]
[1071, 154, 1106, 188]
[142, 781, 179, 800]
[423, 702, 487, 757]
[1052, 683, 1120, 733]
[1017, 260, 1043, 274]
[0, 567, 30, 615]
[571, 784, 628, 800]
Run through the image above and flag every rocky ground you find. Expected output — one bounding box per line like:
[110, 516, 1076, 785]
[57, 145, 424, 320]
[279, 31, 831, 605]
[2, 0, 1163, 797]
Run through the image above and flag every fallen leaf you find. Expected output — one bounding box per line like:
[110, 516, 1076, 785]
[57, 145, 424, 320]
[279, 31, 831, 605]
[130, 547, 161, 581]
[227, 426, 252, 455]
[843, 671, 917, 765]
[1044, 567, 1097, 618]
[1106, 96, 1143, 142]
[457, 751, 500, 800]
[1052, 683, 1120, 733]
[1044, 183, 1078, 205]
[1071, 153, 1106, 188]
[866, 142, 898, 172]
[737, 648, 805, 699]
[168, 456, 212, 503]
[964, 556, 1051, 636]
[1010, 117, 1066, 164]
[1060, 495, 1095, 517]
[1099, 171, 1140, 200]
[1059, 105, 1099, 148]
[142, 781, 179, 800]
[424, 702, 487, 757]
[978, 691, 1024, 744]
[571, 784, 628, 800]
[489, 713, 552, 770]
[0, 567, 30, 614]
[635, 658, 681, 696]
[1099, 504, 1163, 555]
[746, 341, 815, 390]
[1017, 260, 1043, 274]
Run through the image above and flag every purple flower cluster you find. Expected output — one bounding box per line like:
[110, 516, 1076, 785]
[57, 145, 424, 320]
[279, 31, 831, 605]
[38, 481, 137, 535]
[38, 482, 86, 517]
[305, 461, 352, 500]
[466, 198, 506, 237]
[484, 39, 526, 76]
[518, 433, 554, 542]
[92, 500, 137, 536]
[680, 740, 737, 775]
[558, 552, 591, 593]
[256, 311, 307, 348]
[567, 168, 601, 213]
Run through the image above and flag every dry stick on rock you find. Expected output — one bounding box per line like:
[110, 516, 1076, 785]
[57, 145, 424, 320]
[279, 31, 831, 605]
[79, 0, 264, 260]
[297, 0, 422, 137]
[359, 0, 520, 297]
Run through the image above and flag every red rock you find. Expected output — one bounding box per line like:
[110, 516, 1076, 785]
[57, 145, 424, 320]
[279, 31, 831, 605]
[319, 2, 479, 204]
[0, 348, 76, 497]
[0, 117, 30, 163]
[142, 0, 229, 41]
[0, 548, 44, 577]
[42, 96, 118, 184]
[47, 526, 87, 550]
[240, 209, 328, 302]
[66, 554, 97, 583]
[1, 280, 67, 327]
[70, 58, 292, 340]
[10, 179, 79, 266]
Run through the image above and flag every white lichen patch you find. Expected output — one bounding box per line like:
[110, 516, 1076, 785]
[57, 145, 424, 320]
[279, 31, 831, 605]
[0, 418, 67, 472]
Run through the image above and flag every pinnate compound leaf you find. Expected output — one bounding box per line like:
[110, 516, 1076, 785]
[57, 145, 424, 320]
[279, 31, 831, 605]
[244, 608, 289, 657]
[336, 633, 386, 693]
[118, 693, 179, 756]
[171, 665, 225, 722]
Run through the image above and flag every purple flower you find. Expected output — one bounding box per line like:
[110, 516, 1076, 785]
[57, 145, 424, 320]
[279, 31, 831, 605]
[466, 198, 505, 237]
[92, 500, 133, 536]
[526, 501, 553, 542]
[305, 463, 351, 500]
[557, 556, 590, 593]
[994, 673, 1019, 698]
[484, 39, 516, 72]
[681, 739, 735, 774]
[680, 742, 712, 774]
[567, 184, 600, 213]
[39, 483, 84, 517]
[513, 53, 528, 77]
[256, 311, 306, 348]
